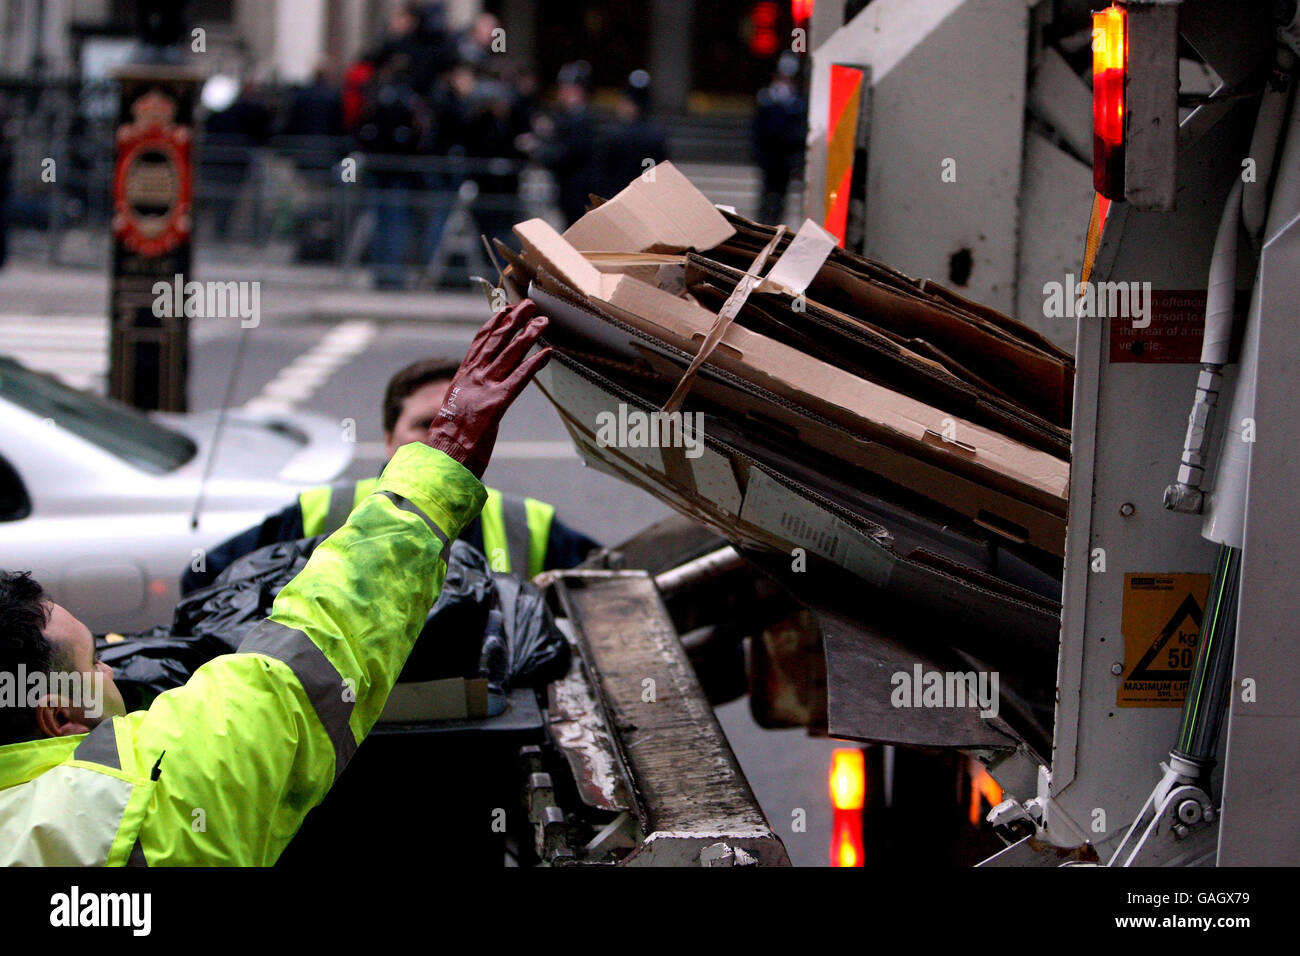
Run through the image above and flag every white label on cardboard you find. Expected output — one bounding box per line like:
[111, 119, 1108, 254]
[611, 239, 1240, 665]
[765, 219, 838, 296]
[739, 469, 891, 586]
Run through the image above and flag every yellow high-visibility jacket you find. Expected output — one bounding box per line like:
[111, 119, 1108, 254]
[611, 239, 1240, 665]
[299, 479, 554, 578]
[0, 443, 484, 866]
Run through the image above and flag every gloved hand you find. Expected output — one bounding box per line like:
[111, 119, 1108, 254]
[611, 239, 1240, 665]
[425, 299, 551, 479]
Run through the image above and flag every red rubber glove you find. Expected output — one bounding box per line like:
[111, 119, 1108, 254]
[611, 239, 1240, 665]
[424, 299, 552, 479]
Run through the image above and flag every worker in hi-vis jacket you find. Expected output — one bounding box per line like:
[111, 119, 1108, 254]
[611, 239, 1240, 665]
[0, 301, 551, 866]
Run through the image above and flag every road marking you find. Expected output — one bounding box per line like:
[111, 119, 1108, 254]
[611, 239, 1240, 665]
[244, 320, 375, 414]
[0, 314, 107, 392]
[0, 314, 233, 393]
[353, 440, 577, 461]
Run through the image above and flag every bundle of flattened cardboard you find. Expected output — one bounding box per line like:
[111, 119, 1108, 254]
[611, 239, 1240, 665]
[497, 162, 1072, 618]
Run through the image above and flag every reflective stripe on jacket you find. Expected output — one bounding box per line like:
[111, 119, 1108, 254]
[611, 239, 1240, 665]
[300, 479, 554, 578]
[0, 443, 485, 866]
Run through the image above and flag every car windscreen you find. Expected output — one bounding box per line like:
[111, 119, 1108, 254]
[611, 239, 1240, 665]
[0, 359, 197, 474]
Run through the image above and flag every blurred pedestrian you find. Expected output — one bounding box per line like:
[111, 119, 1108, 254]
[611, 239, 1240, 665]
[377, 1, 458, 98]
[752, 52, 807, 226]
[434, 63, 526, 253]
[355, 54, 433, 288]
[282, 66, 345, 186]
[341, 54, 378, 133]
[456, 12, 504, 72]
[520, 60, 597, 227]
[203, 80, 273, 239]
[509, 67, 541, 141]
[593, 70, 669, 200]
[284, 66, 344, 140]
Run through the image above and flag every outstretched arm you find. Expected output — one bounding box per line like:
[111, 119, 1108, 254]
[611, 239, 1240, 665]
[118, 302, 551, 865]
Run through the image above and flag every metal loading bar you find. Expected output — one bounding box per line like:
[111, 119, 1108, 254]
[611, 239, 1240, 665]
[552, 571, 791, 866]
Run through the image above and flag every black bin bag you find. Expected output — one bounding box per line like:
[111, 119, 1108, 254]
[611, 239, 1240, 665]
[401, 539, 570, 692]
[99, 536, 569, 712]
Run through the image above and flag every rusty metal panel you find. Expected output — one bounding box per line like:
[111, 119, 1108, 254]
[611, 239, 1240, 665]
[546, 650, 633, 813]
[554, 572, 790, 866]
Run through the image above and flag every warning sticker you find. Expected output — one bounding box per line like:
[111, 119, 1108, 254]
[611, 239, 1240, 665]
[1118, 573, 1211, 707]
[1109, 290, 1206, 363]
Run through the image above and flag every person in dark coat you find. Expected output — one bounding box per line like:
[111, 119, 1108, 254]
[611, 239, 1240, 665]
[752, 53, 808, 226]
[203, 82, 273, 238]
[284, 68, 345, 139]
[433, 64, 526, 252]
[283, 67, 345, 188]
[592, 70, 669, 200]
[524, 61, 597, 227]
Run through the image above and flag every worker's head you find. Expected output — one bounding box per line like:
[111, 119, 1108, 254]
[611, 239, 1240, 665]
[382, 356, 463, 459]
[0, 571, 126, 746]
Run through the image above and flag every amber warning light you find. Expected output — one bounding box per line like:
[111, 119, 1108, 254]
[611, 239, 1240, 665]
[1093, 4, 1127, 199]
[829, 748, 866, 867]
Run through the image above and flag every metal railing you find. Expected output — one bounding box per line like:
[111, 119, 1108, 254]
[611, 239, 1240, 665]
[0, 75, 559, 287]
[1, 75, 777, 289]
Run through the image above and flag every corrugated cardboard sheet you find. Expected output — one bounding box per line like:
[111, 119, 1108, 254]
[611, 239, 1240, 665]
[505, 161, 1069, 626]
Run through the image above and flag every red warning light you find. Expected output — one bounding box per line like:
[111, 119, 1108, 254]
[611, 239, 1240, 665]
[1092, 4, 1127, 199]
[750, 1, 781, 57]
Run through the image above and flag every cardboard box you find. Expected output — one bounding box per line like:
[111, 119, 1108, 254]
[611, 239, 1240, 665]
[682, 253, 1070, 456]
[532, 347, 1062, 631]
[514, 217, 1068, 513]
[711, 211, 1074, 427]
[562, 160, 736, 254]
[378, 677, 491, 722]
[526, 278, 1067, 556]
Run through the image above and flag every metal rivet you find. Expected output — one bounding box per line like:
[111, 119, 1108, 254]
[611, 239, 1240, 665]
[1119, 502, 1136, 517]
[1111, 662, 1124, 676]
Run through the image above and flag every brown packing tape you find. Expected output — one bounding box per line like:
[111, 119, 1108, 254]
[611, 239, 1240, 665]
[662, 224, 786, 415]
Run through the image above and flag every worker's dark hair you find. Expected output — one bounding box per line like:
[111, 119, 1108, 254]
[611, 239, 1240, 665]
[0, 570, 55, 745]
[383, 357, 461, 434]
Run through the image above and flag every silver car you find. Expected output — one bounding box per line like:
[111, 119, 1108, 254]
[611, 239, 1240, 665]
[0, 357, 352, 633]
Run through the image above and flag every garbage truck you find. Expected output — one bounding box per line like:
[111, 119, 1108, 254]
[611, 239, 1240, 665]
[269, 0, 1300, 867]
